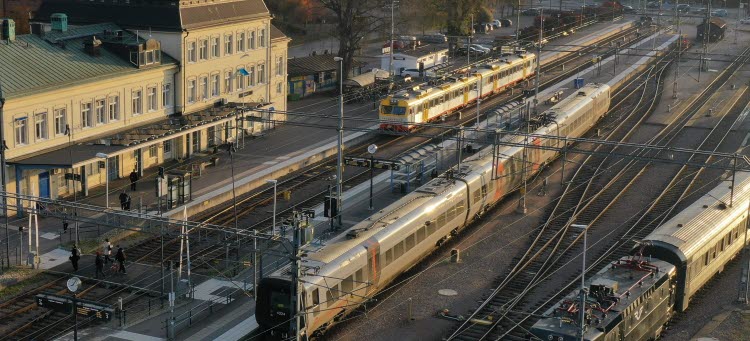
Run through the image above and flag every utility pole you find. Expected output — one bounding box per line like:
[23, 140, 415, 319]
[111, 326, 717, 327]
[0, 81, 9, 269]
[517, 101, 529, 214]
[334, 57, 344, 229]
[289, 211, 302, 341]
[388, 0, 396, 87]
[673, 0, 681, 99]
[534, 7, 544, 114]
[571, 224, 588, 341]
[515, 0, 522, 41]
[699, 1, 711, 82]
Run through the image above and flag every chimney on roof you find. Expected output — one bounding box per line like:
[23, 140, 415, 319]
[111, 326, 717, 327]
[1, 18, 16, 42]
[84, 36, 102, 56]
[30, 22, 45, 37]
[50, 13, 68, 32]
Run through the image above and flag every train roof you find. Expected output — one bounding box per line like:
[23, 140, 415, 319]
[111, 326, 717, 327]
[303, 187, 438, 267]
[384, 54, 535, 104]
[641, 172, 750, 262]
[533, 257, 675, 339]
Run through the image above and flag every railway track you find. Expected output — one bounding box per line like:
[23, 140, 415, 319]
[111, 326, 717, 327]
[0, 24, 650, 341]
[448, 45, 750, 341]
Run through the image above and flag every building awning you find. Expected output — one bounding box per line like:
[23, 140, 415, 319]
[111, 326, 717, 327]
[9, 102, 271, 169]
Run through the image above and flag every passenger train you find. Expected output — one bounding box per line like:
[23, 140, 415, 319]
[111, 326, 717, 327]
[256, 84, 612, 339]
[531, 173, 750, 340]
[379, 53, 538, 132]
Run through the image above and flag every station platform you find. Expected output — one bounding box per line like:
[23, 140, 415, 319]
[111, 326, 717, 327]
[1, 19, 687, 341]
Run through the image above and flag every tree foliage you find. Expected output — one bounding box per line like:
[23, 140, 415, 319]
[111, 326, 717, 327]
[318, 0, 385, 78]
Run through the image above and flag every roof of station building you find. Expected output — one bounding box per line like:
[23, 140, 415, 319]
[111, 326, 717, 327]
[0, 23, 177, 100]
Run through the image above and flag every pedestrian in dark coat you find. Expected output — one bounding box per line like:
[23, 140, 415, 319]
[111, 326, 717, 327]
[115, 246, 127, 274]
[125, 193, 132, 211]
[70, 245, 80, 271]
[129, 170, 139, 190]
[95, 251, 105, 279]
[103, 238, 112, 264]
[119, 192, 128, 210]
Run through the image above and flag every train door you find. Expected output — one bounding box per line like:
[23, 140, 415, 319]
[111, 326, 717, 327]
[463, 86, 469, 105]
[422, 103, 429, 123]
[493, 74, 499, 91]
[363, 239, 380, 294]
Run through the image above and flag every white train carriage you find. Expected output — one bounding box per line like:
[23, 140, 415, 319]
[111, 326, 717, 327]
[639, 172, 750, 311]
[256, 84, 613, 338]
[379, 53, 537, 131]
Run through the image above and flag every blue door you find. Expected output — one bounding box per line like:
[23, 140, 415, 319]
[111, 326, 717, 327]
[38, 172, 50, 198]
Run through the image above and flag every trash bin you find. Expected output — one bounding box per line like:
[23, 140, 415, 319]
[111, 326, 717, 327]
[574, 78, 584, 89]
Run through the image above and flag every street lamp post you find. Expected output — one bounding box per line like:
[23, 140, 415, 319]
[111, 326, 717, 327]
[64, 125, 79, 243]
[267, 179, 278, 236]
[571, 223, 589, 341]
[334, 56, 344, 228]
[95, 153, 109, 209]
[367, 144, 377, 210]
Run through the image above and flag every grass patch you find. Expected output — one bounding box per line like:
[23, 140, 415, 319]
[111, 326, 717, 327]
[0, 267, 47, 301]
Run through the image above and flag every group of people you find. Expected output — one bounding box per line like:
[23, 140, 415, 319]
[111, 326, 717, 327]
[70, 238, 127, 279]
[116, 170, 141, 210]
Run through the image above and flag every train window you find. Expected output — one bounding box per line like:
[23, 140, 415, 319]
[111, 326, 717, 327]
[456, 200, 465, 215]
[473, 189, 481, 204]
[444, 94, 449, 102]
[342, 275, 354, 297]
[720, 238, 725, 252]
[704, 252, 709, 266]
[417, 226, 426, 242]
[728, 231, 733, 245]
[395, 242, 405, 259]
[385, 248, 393, 266]
[437, 213, 446, 228]
[447, 206, 456, 221]
[312, 288, 320, 306]
[355, 268, 364, 286]
[326, 287, 334, 305]
[406, 234, 416, 250]
[481, 184, 488, 197]
[428, 220, 437, 235]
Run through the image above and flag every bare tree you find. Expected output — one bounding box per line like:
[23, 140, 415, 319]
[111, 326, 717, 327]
[319, 0, 385, 78]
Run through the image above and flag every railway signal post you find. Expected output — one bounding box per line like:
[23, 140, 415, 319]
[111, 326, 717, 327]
[571, 224, 589, 341]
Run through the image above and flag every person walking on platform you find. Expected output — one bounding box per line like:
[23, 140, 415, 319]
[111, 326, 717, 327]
[103, 238, 112, 264]
[125, 192, 132, 211]
[95, 251, 105, 279]
[70, 244, 80, 271]
[119, 192, 128, 210]
[129, 170, 139, 191]
[115, 245, 127, 274]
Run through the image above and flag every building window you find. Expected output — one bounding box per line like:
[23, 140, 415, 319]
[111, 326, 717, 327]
[225, 71, 233, 93]
[108, 96, 119, 121]
[188, 79, 196, 103]
[187, 41, 197, 63]
[276, 56, 284, 76]
[54, 108, 66, 135]
[199, 39, 208, 61]
[132, 90, 142, 115]
[258, 63, 265, 84]
[163, 140, 172, 153]
[224, 34, 233, 55]
[249, 31, 256, 49]
[35, 112, 48, 140]
[259, 28, 266, 47]
[162, 83, 172, 107]
[95, 99, 106, 124]
[237, 32, 245, 52]
[211, 74, 220, 97]
[249, 66, 255, 86]
[81, 102, 93, 127]
[149, 144, 158, 158]
[200, 76, 209, 100]
[147, 86, 158, 111]
[277, 82, 282, 94]
[211, 36, 220, 58]
[14, 118, 27, 145]
[236, 69, 244, 90]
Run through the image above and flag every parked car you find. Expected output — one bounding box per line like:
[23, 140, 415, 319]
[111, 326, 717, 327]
[499, 18, 513, 27]
[676, 4, 690, 12]
[711, 9, 728, 17]
[421, 33, 447, 44]
[473, 23, 492, 33]
[622, 5, 636, 13]
[491, 19, 502, 28]
[646, 1, 660, 8]
[522, 8, 540, 15]
[398, 35, 421, 47]
[470, 44, 491, 53]
[383, 40, 406, 50]
[691, 7, 708, 14]
[482, 22, 494, 31]
[740, 18, 750, 24]
[456, 46, 487, 56]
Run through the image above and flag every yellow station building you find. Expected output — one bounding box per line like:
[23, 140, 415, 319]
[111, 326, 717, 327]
[0, 0, 289, 213]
